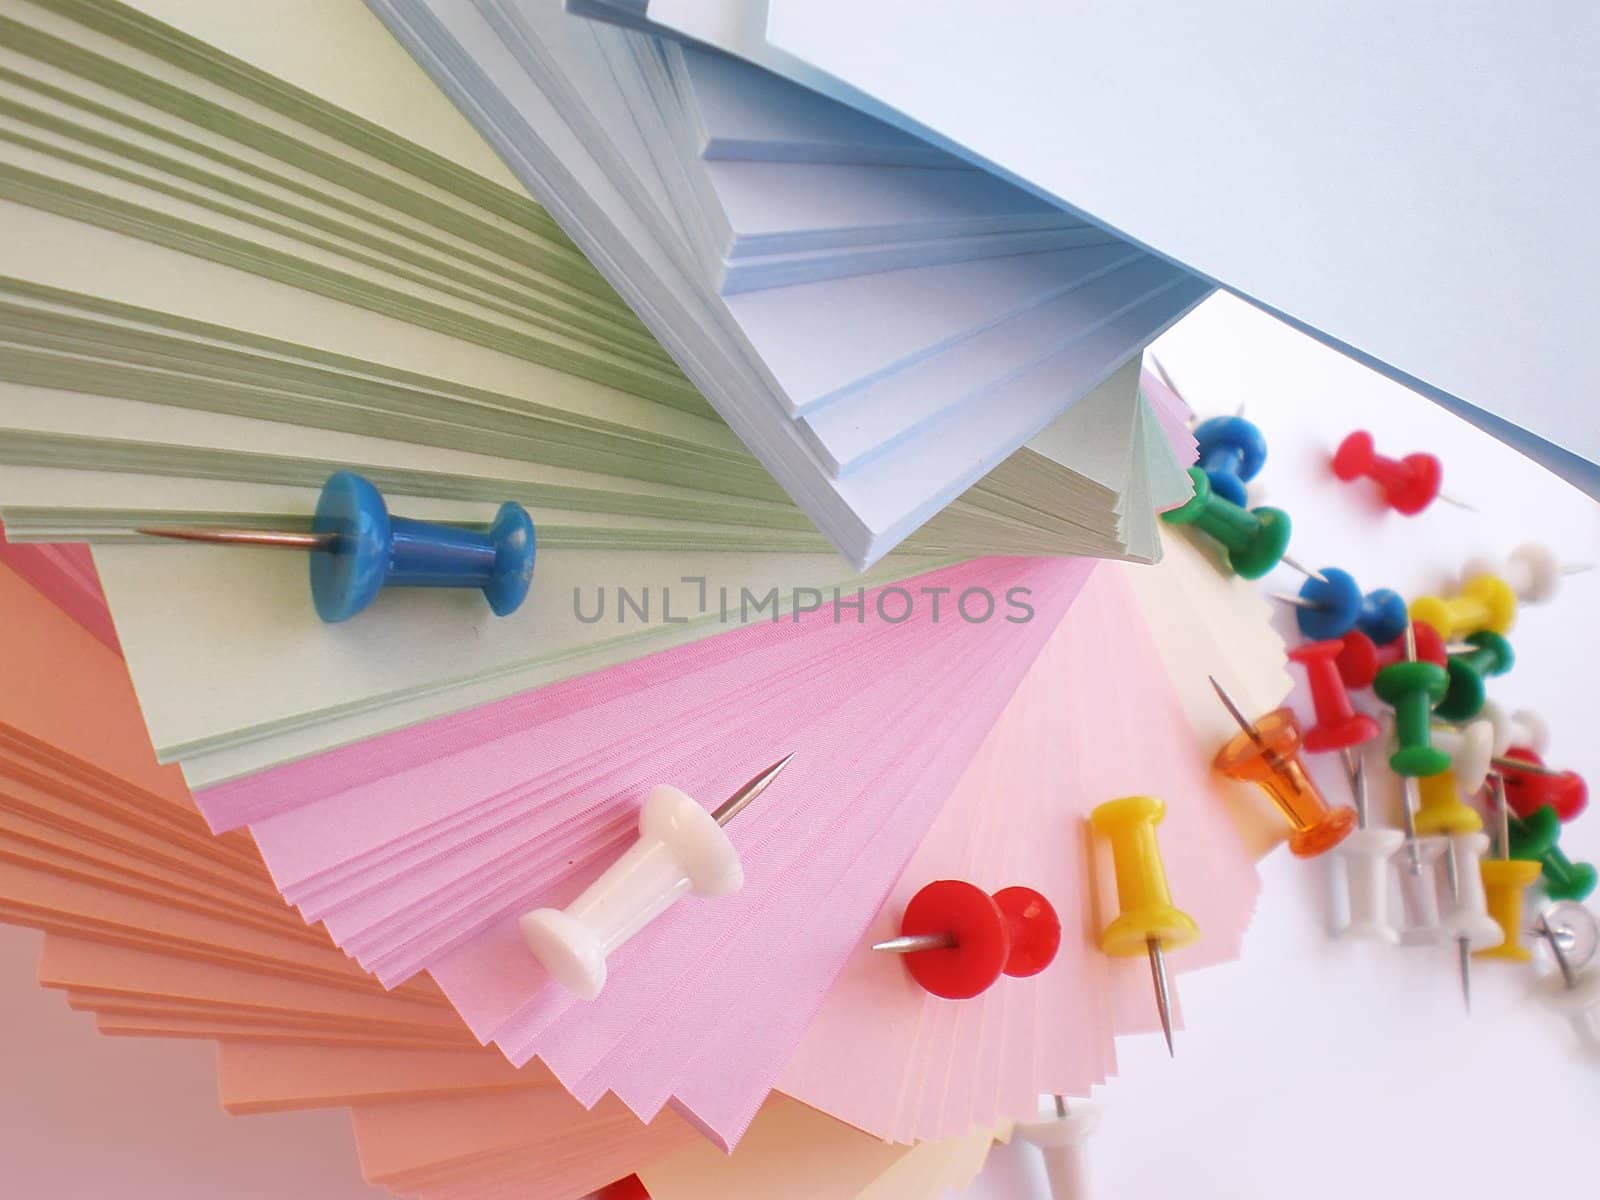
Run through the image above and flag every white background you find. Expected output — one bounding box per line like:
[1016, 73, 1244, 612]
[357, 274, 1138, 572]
[970, 293, 1600, 1198]
[2, 292, 1597, 1197]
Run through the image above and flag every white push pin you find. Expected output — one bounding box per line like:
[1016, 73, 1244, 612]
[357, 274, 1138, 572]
[519, 754, 793, 1000]
[1336, 828, 1405, 943]
[1437, 832, 1504, 1012]
[1479, 701, 1549, 759]
[1427, 718, 1495, 795]
[1333, 753, 1403, 943]
[1533, 907, 1600, 1052]
[1394, 836, 1449, 947]
[1461, 543, 1593, 605]
[1015, 1096, 1102, 1200]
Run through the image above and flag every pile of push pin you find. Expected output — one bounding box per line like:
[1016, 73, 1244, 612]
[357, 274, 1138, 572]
[1158, 378, 1600, 1060]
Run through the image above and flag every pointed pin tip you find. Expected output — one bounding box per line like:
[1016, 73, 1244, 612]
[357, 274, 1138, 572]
[1147, 938, 1177, 1058]
[711, 751, 796, 825]
[872, 932, 954, 955]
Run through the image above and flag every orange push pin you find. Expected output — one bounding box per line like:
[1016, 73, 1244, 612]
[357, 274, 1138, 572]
[1208, 677, 1358, 856]
[1089, 795, 1199, 1056]
[1409, 575, 1517, 642]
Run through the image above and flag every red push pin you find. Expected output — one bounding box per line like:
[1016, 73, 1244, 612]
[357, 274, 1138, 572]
[873, 879, 1061, 999]
[1335, 621, 1448, 688]
[1288, 639, 1379, 752]
[1331, 431, 1471, 515]
[595, 1176, 650, 1200]
[1498, 748, 1588, 823]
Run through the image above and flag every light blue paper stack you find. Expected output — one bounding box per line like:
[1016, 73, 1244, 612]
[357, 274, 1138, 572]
[367, 0, 1211, 566]
[561, 0, 1600, 502]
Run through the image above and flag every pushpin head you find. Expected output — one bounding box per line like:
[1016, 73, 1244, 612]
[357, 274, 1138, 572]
[1335, 622, 1447, 688]
[309, 472, 536, 622]
[1413, 771, 1483, 837]
[894, 880, 1061, 999]
[1162, 468, 1292, 580]
[1509, 804, 1562, 860]
[993, 885, 1064, 978]
[1287, 640, 1379, 752]
[1357, 588, 1408, 645]
[1212, 707, 1359, 854]
[1500, 749, 1588, 822]
[1331, 431, 1442, 515]
[1089, 795, 1200, 954]
[1476, 857, 1545, 963]
[1444, 719, 1495, 795]
[1507, 809, 1598, 902]
[1194, 415, 1267, 505]
[1293, 567, 1362, 640]
[1330, 430, 1377, 481]
[1411, 575, 1517, 642]
[310, 471, 392, 622]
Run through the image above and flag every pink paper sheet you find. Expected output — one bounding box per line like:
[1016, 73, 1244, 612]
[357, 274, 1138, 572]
[0, 521, 119, 652]
[1140, 364, 1197, 465]
[777, 565, 1260, 1141]
[196, 557, 1095, 1147]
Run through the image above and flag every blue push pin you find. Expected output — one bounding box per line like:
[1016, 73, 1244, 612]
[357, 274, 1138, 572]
[1193, 415, 1267, 507]
[139, 471, 536, 622]
[1273, 565, 1361, 640]
[1354, 586, 1408, 644]
[1274, 567, 1407, 643]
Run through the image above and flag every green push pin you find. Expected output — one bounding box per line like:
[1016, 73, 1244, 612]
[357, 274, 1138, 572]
[1508, 805, 1598, 901]
[1435, 631, 1514, 721]
[1161, 467, 1293, 580]
[1374, 659, 1450, 776]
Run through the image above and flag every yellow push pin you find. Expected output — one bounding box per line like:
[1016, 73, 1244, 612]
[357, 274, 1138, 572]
[1478, 773, 1544, 963]
[1089, 795, 1199, 1057]
[1409, 574, 1517, 642]
[1413, 772, 1483, 839]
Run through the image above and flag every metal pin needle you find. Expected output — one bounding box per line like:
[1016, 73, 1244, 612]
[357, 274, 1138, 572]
[1540, 914, 1580, 990]
[1271, 593, 1319, 610]
[1147, 353, 1188, 407]
[1344, 748, 1369, 829]
[1209, 675, 1264, 747]
[1397, 622, 1425, 874]
[1279, 555, 1330, 585]
[872, 932, 957, 954]
[1491, 756, 1566, 778]
[712, 753, 795, 825]
[1492, 772, 1511, 862]
[1148, 936, 1176, 1056]
[138, 526, 336, 550]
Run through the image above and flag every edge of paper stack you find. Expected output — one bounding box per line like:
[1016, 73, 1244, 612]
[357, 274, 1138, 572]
[0, 1, 1304, 1196]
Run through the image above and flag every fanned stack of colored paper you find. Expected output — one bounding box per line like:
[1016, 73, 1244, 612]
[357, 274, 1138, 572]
[0, 0, 1194, 579]
[0, 501, 1288, 1188]
[351, 0, 1210, 565]
[0, 1, 1300, 1193]
[570, 0, 1599, 499]
[0, 557, 1028, 1200]
[0, 0, 1197, 788]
